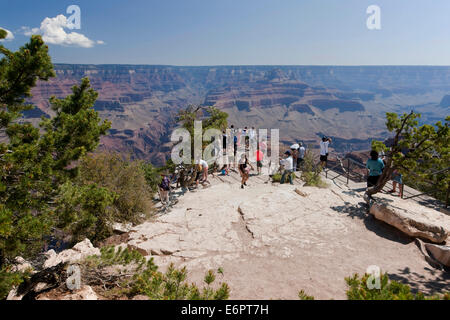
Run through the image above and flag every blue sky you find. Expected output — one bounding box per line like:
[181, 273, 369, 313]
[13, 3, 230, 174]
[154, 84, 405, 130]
[1, 0, 450, 65]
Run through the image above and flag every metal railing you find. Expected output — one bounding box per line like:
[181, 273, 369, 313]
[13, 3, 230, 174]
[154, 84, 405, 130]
[323, 154, 449, 208]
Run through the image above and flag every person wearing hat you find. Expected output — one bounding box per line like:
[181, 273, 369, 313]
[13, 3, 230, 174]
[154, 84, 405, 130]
[280, 150, 294, 185]
[159, 171, 171, 204]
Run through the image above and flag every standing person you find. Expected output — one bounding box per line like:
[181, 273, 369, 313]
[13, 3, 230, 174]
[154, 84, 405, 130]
[236, 128, 242, 150]
[243, 127, 249, 150]
[298, 143, 306, 170]
[249, 126, 257, 146]
[256, 145, 264, 175]
[229, 125, 236, 169]
[159, 172, 171, 204]
[389, 169, 403, 198]
[291, 147, 299, 172]
[222, 130, 227, 155]
[238, 154, 254, 189]
[320, 136, 332, 168]
[280, 150, 294, 185]
[260, 138, 267, 155]
[366, 150, 384, 188]
[233, 131, 238, 169]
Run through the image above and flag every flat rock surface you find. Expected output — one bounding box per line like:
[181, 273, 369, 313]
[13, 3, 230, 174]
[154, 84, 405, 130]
[124, 172, 450, 299]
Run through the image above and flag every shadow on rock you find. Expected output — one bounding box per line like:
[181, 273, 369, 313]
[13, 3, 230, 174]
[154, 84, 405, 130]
[388, 266, 450, 295]
[330, 202, 414, 245]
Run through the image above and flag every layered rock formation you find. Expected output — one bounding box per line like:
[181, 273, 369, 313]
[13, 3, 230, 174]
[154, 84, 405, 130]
[24, 65, 450, 165]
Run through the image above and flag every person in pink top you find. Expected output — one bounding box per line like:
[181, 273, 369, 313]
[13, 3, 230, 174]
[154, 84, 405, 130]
[256, 147, 264, 175]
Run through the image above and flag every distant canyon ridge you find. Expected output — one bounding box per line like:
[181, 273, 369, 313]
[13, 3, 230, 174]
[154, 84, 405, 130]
[27, 65, 450, 165]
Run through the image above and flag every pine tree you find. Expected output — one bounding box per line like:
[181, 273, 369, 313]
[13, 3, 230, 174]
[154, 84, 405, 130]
[367, 112, 449, 200]
[0, 30, 111, 270]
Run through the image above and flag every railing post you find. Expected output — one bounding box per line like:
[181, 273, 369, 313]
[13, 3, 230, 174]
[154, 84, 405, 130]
[401, 183, 404, 199]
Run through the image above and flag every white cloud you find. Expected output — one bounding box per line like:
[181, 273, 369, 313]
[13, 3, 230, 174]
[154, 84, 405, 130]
[21, 15, 103, 48]
[21, 26, 39, 37]
[0, 28, 14, 41]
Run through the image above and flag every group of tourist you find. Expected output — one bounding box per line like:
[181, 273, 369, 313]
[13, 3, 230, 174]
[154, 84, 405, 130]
[158, 126, 404, 205]
[219, 125, 265, 189]
[278, 142, 307, 185]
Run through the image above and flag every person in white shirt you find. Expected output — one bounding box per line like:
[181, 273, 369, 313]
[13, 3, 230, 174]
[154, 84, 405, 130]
[249, 127, 256, 145]
[319, 136, 332, 168]
[196, 159, 210, 185]
[298, 143, 306, 170]
[280, 150, 294, 185]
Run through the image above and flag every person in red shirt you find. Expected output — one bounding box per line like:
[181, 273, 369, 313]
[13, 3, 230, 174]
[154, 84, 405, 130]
[256, 147, 264, 175]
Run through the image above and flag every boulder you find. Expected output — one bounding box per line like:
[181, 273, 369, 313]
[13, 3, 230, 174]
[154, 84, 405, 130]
[112, 222, 133, 234]
[36, 285, 99, 300]
[44, 239, 100, 268]
[369, 200, 449, 243]
[416, 239, 450, 269]
[425, 243, 450, 267]
[11, 256, 34, 273]
[61, 285, 98, 300]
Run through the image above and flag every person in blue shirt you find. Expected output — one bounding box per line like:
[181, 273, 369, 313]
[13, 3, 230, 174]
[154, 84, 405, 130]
[366, 150, 384, 188]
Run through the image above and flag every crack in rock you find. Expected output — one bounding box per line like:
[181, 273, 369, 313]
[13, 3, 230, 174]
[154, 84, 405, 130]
[237, 206, 255, 239]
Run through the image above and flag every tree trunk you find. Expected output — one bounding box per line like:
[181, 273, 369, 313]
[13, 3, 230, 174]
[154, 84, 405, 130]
[17, 262, 67, 300]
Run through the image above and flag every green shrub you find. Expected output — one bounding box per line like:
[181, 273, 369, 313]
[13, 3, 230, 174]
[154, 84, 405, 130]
[271, 173, 282, 182]
[298, 272, 449, 300]
[78, 152, 154, 224]
[0, 267, 30, 299]
[55, 182, 117, 244]
[82, 246, 230, 300]
[302, 171, 327, 188]
[141, 162, 163, 193]
[272, 172, 296, 183]
[298, 290, 314, 300]
[301, 150, 327, 188]
[54, 152, 155, 245]
[345, 273, 449, 300]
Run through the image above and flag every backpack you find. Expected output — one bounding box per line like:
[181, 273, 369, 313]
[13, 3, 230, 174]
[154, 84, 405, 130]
[160, 177, 170, 190]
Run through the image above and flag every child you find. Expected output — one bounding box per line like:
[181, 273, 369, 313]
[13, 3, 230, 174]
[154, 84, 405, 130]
[220, 164, 229, 176]
[389, 169, 403, 197]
